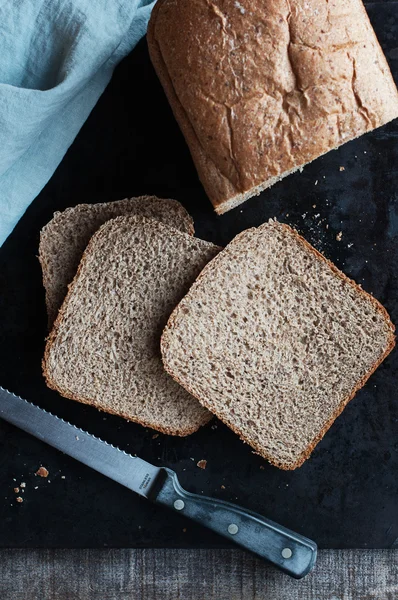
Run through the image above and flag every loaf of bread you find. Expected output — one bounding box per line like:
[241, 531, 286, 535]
[39, 196, 194, 328]
[43, 216, 220, 436]
[148, 0, 398, 213]
[161, 220, 395, 467]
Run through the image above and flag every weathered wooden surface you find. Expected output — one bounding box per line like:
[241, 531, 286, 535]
[0, 549, 396, 599]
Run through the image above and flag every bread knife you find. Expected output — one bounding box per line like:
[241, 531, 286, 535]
[0, 386, 317, 578]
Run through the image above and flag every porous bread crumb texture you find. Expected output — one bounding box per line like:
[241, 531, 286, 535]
[148, 0, 398, 212]
[43, 216, 220, 436]
[39, 196, 194, 328]
[161, 221, 395, 468]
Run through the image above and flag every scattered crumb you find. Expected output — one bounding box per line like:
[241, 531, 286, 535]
[61, 476, 66, 480]
[20, 482, 26, 489]
[285, 213, 289, 217]
[75, 436, 79, 441]
[221, 485, 226, 490]
[339, 166, 345, 171]
[16, 497, 23, 503]
[259, 465, 265, 470]
[13, 487, 19, 494]
[182, 528, 187, 533]
[197, 460, 207, 470]
[326, 224, 329, 230]
[35, 467, 49, 478]
[34, 486, 38, 490]
[211, 424, 218, 430]
[152, 433, 159, 439]
[336, 231, 343, 242]
[48, 480, 51, 484]
[314, 180, 318, 185]
[347, 243, 353, 248]
[364, 150, 367, 154]
[312, 204, 316, 208]
[314, 214, 320, 219]
[190, 457, 195, 461]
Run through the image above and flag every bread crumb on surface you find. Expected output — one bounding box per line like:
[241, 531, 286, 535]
[152, 433, 159, 439]
[259, 465, 265, 470]
[20, 482, 26, 488]
[221, 485, 226, 490]
[16, 497, 23, 503]
[339, 166, 345, 171]
[336, 231, 343, 242]
[35, 467, 49, 478]
[61, 476, 66, 480]
[197, 459, 207, 470]
[13, 487, 19, 494]
[182, 528, 187, 533]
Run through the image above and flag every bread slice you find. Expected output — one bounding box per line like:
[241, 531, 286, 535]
[161, 221, 395, 467]
[43, 216, 220, 436]
[148, 0, 398, 214]
[39, 196, 194, 328]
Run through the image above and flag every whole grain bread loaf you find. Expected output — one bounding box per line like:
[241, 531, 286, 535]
[148, 0, 398, 213]
[161, 220, 395, 467]
[43, 215, 220, 436]
[39, 196, 194, 328]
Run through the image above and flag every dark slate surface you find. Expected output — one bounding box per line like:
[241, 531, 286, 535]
[0, 4, 397, 549]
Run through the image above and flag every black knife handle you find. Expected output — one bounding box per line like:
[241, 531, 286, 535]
[153, 468, 317, 579]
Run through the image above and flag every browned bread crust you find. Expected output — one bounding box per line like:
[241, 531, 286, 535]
[148, 0, 398, 213]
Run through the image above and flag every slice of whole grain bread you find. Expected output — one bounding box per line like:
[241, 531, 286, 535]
[43, 215, 219, 436]
[161, 220, 395, 466]
[39, 196, 194, 328]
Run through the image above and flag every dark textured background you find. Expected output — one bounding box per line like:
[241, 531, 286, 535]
[0, 3, 397, 549]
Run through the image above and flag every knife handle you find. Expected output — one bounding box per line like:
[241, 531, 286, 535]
[152, 468, 317, 579]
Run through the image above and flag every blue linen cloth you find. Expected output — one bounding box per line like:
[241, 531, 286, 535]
[0, 0, 155, 246]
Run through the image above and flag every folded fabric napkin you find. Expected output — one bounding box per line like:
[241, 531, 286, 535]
[0, 0, 155, 247]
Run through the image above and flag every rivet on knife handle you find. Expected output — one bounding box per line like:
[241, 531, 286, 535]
[152, 468, 317, 579]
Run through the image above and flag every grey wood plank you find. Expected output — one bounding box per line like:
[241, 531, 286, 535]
[0, 549, 397, 600]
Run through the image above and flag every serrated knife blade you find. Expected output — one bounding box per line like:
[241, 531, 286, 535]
[0, 386, 160, 497]
[0, 386, 317, 578]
